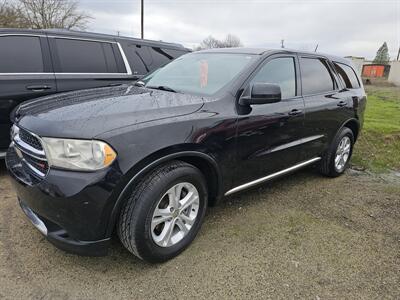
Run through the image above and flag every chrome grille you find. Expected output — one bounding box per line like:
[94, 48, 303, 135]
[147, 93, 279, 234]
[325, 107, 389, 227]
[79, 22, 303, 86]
[19, 128, 43, 151]
[12, 125, 49, 179]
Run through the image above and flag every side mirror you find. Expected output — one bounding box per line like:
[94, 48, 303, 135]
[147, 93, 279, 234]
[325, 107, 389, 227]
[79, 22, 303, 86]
[239, 83, 282, 106]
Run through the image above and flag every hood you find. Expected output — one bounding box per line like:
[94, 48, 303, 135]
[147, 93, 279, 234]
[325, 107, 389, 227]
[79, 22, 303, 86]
[15, 85, 204, 139]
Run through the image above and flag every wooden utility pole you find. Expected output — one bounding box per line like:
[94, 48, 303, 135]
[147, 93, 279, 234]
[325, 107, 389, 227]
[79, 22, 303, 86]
[141, 0, 144, 39]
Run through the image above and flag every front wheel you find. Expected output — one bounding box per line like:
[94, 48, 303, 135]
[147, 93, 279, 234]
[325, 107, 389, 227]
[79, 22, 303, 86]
[117, 160, 208, 263]
[319, 127, 354, 177]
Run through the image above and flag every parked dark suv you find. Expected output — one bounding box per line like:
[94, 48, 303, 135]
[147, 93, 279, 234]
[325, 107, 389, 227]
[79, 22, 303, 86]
[0, 29, 190, 157]
[6, 48, 366, 263]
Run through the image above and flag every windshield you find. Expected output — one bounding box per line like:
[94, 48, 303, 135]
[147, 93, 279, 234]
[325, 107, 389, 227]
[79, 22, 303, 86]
[140, 53, 256, 96]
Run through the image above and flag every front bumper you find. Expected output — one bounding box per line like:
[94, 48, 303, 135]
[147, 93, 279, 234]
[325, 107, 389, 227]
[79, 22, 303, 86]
[6, 145, 122, 256]
[19, 199, 110, 256]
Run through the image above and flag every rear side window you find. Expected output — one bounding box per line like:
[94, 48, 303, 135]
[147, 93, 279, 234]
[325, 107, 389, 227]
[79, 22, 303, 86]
[135, 45, 153, 66]
[334, 62, 360, 89]
[300, 57, 335, 95]
[251, 57, 296, 99]
[126, 45, 149, 75]
[162, 49, 188, 59]
[150, 47, 172, 69]
[0, 36, 44, 73]
[54, 38, 119, 73]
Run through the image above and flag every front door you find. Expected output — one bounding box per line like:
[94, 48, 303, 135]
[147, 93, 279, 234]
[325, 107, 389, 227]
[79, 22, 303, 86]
[234, 54, 306, 187]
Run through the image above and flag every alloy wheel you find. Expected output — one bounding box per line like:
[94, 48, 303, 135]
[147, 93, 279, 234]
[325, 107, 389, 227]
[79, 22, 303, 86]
[151, 182, 200, 247]
[334, 136, 351, 172]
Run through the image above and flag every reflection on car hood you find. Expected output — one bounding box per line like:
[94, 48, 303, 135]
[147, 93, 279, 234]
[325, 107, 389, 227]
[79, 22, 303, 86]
[16, 85, 204, 139]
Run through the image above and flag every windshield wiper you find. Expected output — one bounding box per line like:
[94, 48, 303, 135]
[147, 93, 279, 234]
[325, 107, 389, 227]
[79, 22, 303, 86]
[146, 85, 179, 93]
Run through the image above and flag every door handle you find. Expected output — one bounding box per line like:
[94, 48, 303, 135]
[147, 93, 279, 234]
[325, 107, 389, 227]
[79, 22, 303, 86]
[337, 101, 348, 107]
[26, 85, 52, 92]
[288, 109, 303, 116]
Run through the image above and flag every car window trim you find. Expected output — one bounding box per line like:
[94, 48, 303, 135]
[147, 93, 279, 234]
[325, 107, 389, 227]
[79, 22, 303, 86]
[0, 33, 49, 74]
[333, 61, 361, 89]
[48, 36, 132, 75]
[238, 53, 302, 101]
[299, 55, 341, 96]
[0, 33, 132, 76]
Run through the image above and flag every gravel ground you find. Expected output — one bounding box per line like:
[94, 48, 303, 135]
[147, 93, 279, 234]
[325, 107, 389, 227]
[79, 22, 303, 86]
[0, 160, 399, 299]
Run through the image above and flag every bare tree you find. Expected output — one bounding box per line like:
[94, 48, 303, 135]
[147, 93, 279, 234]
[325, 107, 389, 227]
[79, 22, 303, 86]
[17, 0, 91, 30]
[197, 34, 243, 50]
[0, 0, 26, 28]
[223, 34, 242, 48]
[199, 35, 221, 49]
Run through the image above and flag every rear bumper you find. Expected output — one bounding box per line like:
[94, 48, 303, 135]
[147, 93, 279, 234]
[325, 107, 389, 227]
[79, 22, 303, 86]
[19, 199, 110, 256]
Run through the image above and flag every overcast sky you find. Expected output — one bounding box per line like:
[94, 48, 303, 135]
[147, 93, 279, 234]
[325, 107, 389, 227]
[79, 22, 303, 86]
[79, 0, 399, 59]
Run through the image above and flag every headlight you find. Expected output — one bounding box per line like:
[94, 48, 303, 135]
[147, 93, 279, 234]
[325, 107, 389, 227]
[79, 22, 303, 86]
[42, 138, 117, 171]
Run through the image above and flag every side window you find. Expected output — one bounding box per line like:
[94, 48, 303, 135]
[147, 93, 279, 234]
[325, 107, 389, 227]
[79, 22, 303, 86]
[149, 47, 172, 70]
[0, 36, 44, 73]
[334, 62, 360, 89]
[251, 57, 296, 99]
[54, 38, 119, 73]
[126, 45, 149, 75]
[162, 49, 188, 60]
[300, 57, 335, 95]
[135, 45, 153, 66]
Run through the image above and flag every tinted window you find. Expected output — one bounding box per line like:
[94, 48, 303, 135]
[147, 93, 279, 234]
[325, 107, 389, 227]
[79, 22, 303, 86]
[55, 39, 119, 73]
[300, 58, 335, 95]
[126, 45, 149, 75]
[162, 48, 187, 59]
[135, 45, 153, 66]
[150, 47, 172, 69]
[0, 36, 44, 73]
[102, 43, 119, 73]
[251, 57, 296, 99]
[334, 62, 360, 89]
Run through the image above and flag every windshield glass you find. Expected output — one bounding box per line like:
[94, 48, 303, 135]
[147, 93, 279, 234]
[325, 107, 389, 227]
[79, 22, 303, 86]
[140, 53, 256, 96]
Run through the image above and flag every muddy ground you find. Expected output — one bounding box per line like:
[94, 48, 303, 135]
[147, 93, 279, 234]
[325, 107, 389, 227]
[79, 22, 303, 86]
[0, 161, 399, 299]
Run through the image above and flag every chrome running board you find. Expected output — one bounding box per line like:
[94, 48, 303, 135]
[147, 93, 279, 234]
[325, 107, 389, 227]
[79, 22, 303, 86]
[225, 157, 321, 196]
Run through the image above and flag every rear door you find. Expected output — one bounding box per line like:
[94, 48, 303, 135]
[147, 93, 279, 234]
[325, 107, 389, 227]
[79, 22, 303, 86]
[0, 34, 56, 151]
[49, 36, 134, 92]
[299, 56, 352, 161]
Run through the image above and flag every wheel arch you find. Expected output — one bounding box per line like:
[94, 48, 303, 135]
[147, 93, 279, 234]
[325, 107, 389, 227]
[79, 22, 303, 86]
[106, 148, 222, 237]
[342, 118, 360, 141]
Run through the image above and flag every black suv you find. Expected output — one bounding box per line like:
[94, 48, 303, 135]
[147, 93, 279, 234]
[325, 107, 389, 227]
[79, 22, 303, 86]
[0, 29, 190, 157]
[6, 48, 366, 263]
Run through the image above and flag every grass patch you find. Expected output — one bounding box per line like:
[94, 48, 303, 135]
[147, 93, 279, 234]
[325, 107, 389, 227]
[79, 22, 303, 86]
[352, 85, 400, 172]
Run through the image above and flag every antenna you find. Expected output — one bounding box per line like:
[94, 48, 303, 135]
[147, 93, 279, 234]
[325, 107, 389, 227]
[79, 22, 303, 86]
[281, 39, 285, 48]
[314, 44, 319, 52]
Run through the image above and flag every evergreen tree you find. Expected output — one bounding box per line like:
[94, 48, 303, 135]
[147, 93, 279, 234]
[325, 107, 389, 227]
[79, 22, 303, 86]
[373, 42, 390, 64]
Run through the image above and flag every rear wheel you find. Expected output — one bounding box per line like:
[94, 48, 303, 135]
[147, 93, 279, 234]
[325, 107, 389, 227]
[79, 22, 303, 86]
[319, 127, 354, 177]
[117, 160, 208, 263]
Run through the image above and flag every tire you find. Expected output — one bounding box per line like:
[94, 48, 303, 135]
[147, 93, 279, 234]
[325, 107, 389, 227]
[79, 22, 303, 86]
[117, 160, 208, 263]
[319, 127, 354, 177]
